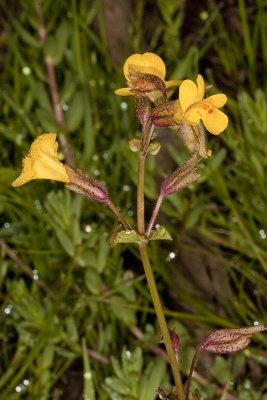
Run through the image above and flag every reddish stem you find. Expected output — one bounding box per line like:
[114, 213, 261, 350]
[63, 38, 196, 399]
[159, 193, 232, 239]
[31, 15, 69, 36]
[106, 199, 132, 230]
[185, 345, 202, 400]
[0, 239, 55, 299]
[145, 193, 164, 238]
[35, 2, 73, 166]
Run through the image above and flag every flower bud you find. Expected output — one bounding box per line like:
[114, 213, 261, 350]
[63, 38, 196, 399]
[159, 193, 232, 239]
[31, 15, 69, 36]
[202, 324, 265, 354]
[151, 100, 182, 127]
[161, 153, 200, 197]
[161, 328, 180, 364]
[128, 67, 167, 99]
[65, 165, 108, 203]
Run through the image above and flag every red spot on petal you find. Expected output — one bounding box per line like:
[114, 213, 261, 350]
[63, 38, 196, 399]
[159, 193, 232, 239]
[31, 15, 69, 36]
[208, 109, 213, 114]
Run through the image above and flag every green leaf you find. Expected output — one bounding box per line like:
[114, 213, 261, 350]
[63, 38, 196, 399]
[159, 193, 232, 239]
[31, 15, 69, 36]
[35, 108, 59, 132]
[65, 316, 79, 342]
[14, 20, 41, 48]
[129, 137, 142, 152]
[139, 357, 166, 400]
[110, 296, 137, 326]
[54, 227, 75, 257]
[185, 204, 203, 228]
[0, 168, 16, 188]
[128, 137, 161, 155]
[109, 225, 147, 247]
[65, 91, 84, 132]
[82, 338, 95, 400]
[211, 356, 232, 384]
[148, 140, 161, 156]
[85, 269, 101, 295]
[44, 21, 70, 65]
[149, 226, 172, 241]
[41, 345, 55, 370]
[97, 234, 108, 273]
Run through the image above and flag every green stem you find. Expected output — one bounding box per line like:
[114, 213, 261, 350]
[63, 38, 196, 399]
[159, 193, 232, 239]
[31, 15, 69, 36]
[136, 150, 185, 400]
[138, 243, 185, 400]
[137, 152, 146, 235]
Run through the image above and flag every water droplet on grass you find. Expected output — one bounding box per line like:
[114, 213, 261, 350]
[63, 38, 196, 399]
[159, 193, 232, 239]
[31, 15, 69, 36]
[33, 270, 39, 280]
[125, 350, 131, 359]
[85, 225, 92, 233]
[84, 372, 92, 379]
[200, 10, 209, 20]
[22, 66, 31, 76]
[120, 102, 128, 111]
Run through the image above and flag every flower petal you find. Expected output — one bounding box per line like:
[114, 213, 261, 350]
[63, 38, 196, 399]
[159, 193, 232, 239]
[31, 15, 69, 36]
[114, 87, 133, 96]
[207, 94, 227, 108]
[123, 53, 166, 81]
[30, 133, 58, 161]
[179, 79, 198, 113]
[202, 108, 229, 135]
[196, 75, 205, 101]
[12, 133, 70, 187]
[12, 156, 35, 186]
[183, 107, 201, 125]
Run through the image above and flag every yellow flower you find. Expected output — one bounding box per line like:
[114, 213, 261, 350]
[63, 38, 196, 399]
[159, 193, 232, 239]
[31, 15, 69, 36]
[114, 52, 180, 97]
[12, 133, 70, 187]
[177, 74, 228, 135]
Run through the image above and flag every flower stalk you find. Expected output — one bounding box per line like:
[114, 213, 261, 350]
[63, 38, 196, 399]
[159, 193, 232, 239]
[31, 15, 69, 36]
[138, 242, 185, 400]
[145, 193, 164, 239]
[136, 120, 185, 400]
[106, 199, 132, 230]
[185, 345, 202, 400]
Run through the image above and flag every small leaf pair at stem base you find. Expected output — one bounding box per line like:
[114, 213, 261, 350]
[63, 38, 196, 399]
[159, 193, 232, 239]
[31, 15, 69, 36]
[129, 137, 161, 156]
[109, 225, 172, 248]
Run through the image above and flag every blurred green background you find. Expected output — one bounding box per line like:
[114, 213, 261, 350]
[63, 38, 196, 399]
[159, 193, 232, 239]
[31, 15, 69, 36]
[0, 0, 266, 399]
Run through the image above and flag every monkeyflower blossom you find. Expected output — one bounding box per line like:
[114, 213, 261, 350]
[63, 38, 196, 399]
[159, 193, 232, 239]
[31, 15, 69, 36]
[12, 133, 70, 187]
[12, 133, 109, 204]
[114, 52, 180, 99]
[152, 74, 228, 135]
[179, 74, 228, 135]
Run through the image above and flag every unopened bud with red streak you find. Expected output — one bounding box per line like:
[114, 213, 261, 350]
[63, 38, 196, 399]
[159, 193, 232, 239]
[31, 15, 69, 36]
[161, 152, 200, 197]
[160, 328, 180, 362]
[128, 68, 167, 99]
[202, 324, 266, 354]
[151, 100, 182, 127]
[65, 165, 108, 203]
